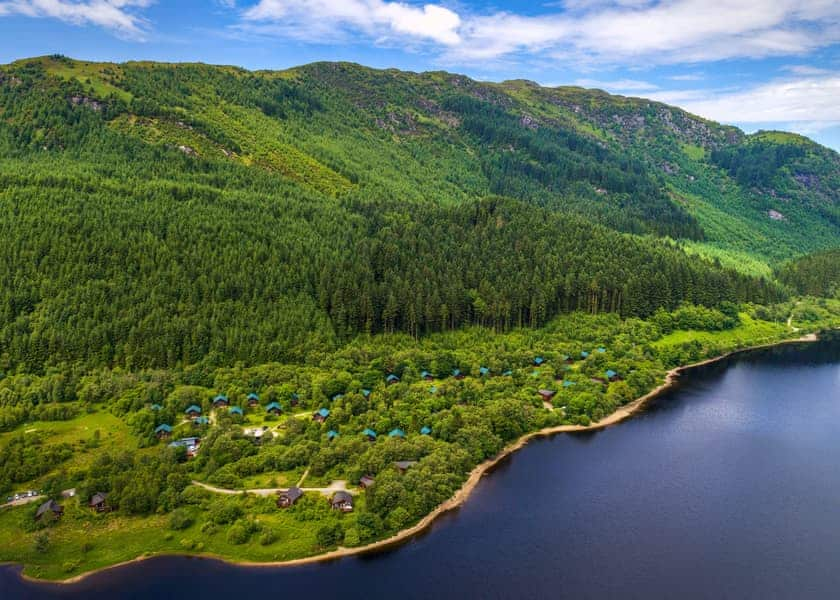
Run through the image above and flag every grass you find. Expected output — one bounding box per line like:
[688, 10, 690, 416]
[0, 491, 345, 580]
[652, 313, 791, 352]
[0, 410, 138, 491]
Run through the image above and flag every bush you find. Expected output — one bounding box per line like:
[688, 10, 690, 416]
[343, 527, 360, 547]
[209, 499, 243, 524]
[258, 529, 277, 545]
[226, 522, 251, 545]
[200, 521, 218, 536]
[34, 532, 50, 554]
[315, 522, 344, 548]
[168, 508, 193, 530]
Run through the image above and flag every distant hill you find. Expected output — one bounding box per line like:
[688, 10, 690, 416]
[0, 55, 835, 370]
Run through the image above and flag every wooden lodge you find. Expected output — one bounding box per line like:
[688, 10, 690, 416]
[330, 491, 354, 512]
[363, 428, 378, 442]
[421, 370, 434, 381]
[155, 424, 173, 440]
[538, 389, 557, 402]
[212, 395, 229, 408]
[277, 486, 303, 508]
[313, 408, 330, 423]
[247, 393, 260, 407]
[452, 369, 465, 380]
[359, 475, 375, 489]
[35, 499, 64, 522]
[386, 374, 400, 385]
[394, 460, 418, 474]
[88, 492, 110, 513]
[185, 405, 202, 418]
[265, 401, 282, 416]
[606, 369, 621, 382]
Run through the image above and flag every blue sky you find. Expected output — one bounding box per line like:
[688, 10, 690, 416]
[2, 1, 840, 150]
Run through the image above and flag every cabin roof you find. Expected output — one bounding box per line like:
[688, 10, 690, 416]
[213, 394, 228, 403]
[229, 406, 243, 415]
[581, 351, 590, 358]
[332, 491, 353, 503]
[247, 392, 260, 400]
[155, 424, 173, 433]
[331, 393, 344, 401]
[327, 430, 339, 439]
[538, 389, 556, 398]
[563, 380, 576, 387]
[597, 347, 606, 353]
[479, 367, 490, 375]
[363, 428, 378, 438]
[36, 499, 62, 518]
[265, 401, 282, 411]
[317, 408, 330, 418]
[281, 486, 303, 501]
[360, 475, 375, 485]
[361, 389, 371, 398]
[395, 460, 418, 470]
[89, 492, 108, 506]
[502, 369, 513, 376]
[386, 374, 400, 382]
[388, 428, 406, 438]
[185, 404, 202, 414]
[420, 426, 432, 435]
[150, 403, 162, 411]
[451, 368, 461, 376]
[534, 356, 545, 365]
[606, 369, 617, 378]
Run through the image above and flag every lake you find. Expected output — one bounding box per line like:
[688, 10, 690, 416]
[3, 341, 839, 599]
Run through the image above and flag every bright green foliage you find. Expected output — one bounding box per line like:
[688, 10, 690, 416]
[776, 249, 840, 297]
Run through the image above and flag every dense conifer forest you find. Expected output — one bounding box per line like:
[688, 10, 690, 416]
[0, 55, 838, 580]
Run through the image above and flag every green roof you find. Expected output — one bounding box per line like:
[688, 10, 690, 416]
[185, 405, 201, 414]
[155, 424, 172, 433]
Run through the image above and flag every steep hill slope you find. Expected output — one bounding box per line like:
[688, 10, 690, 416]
[4, 56, 839, 260]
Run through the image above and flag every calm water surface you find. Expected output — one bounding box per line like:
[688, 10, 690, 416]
[3, 341, 839, 599]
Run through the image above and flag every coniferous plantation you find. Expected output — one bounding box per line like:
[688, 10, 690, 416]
[0, 56, 839, 580]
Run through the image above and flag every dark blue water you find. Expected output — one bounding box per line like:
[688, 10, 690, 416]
[3, 341, 840, 599]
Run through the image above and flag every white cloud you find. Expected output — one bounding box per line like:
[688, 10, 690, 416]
[239, 1, 840, 66]
[0, 0, 154, 38]
[647, 73, 840, 135]
[242, 0, 461, 45]
[574, 77, 658, 91]
[669, 73, 704, 81]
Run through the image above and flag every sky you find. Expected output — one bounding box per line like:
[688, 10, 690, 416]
[1, 1, 840, 150]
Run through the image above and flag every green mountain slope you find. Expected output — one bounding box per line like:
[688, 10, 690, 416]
[1, 55, 836, 371]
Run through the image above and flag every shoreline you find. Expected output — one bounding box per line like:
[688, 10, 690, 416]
[14, 332, 820, 585]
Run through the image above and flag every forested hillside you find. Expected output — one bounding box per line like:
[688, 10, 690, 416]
[777, 249, 840, 297]
[2, 55, 840, 581]
[0, 56, 799, 373]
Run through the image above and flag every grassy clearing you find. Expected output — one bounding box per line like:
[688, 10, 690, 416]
[0, 490, 350, 581]
[652, 313, 791, 352]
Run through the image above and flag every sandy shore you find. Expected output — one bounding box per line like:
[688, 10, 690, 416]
[18, 332, 819, 585]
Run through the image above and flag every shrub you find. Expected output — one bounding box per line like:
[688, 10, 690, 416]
[34, 532, 50, 554]
[315, 522, 344, 548]
[168, 508, 193, 530]
[226, 522, 251, 545]
[258, 529, 277, 545]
